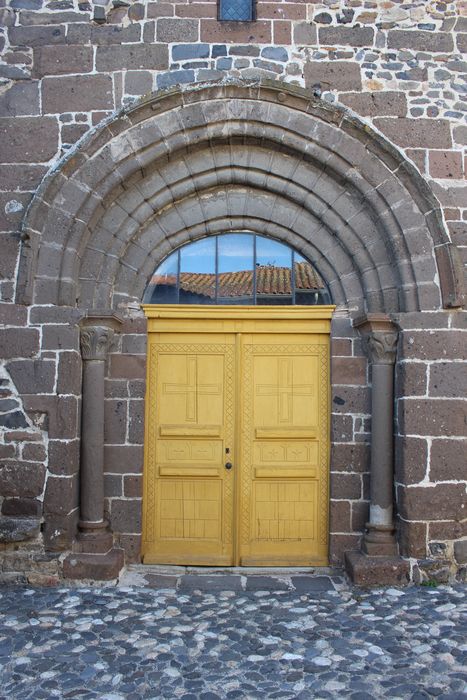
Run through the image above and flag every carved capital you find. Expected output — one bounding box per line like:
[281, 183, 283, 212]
[80, 325, 114, 361]
[354, 313, 398, 366]
[366, 330, 398, 365]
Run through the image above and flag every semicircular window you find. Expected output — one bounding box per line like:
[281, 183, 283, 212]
[143, 233, 331, 306]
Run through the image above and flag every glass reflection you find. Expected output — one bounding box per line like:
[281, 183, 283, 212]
[256, 236, 293, 305]
[143, 233, 330, 306]
[144, 250, 178, 304]
[179, 237, 216, 305]
[294, 252, 330, 305]
[218, 233, 254, 304]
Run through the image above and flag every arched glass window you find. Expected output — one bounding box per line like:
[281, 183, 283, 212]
[143, 233, 331, 306]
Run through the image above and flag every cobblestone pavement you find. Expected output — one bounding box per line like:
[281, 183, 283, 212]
[0, 569, 465, 700]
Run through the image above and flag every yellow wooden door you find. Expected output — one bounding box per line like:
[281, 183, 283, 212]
[142, 331, 236, 565]
[142, 307, 332, 567]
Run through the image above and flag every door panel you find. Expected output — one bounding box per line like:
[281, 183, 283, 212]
[142, 334, 235, 565]
[142, 308, 332, 567]
[239, 334, 329, 565]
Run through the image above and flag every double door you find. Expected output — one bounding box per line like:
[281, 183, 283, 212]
[142, 306, 332, 566]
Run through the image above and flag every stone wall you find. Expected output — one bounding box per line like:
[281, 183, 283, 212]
[0, 0, 466, 581]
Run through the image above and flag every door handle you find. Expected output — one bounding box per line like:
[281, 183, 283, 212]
[225, 462, 233, 470]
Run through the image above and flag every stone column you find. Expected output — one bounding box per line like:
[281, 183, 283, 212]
[64, 311, 124, 580]
[345, 314, 409, 586]
[357, 315, 398, 556]
[77, 324, 114, 551]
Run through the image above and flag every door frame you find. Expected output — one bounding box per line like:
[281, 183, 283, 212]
[141, 304, 335, 566]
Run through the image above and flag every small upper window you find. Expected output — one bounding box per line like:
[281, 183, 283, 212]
[144, 233, 331, 306]
[218, 0, 255, 21]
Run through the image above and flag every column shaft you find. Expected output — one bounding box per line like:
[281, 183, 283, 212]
[80, 359, 105, 525]
[369, 363, 395, 528]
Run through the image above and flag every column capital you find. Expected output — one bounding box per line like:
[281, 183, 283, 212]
[353, 313, 398, 365]
[79, 309, 124, 361]
[80, 325, 114, 361]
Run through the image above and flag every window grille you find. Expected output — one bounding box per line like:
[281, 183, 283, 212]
[218, 0, 255, 22]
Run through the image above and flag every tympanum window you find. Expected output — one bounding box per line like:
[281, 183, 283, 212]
[144, 233, 331, 305]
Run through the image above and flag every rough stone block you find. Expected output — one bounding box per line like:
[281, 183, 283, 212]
[0, 328, 39, 359]
[0, 516, 40, 543]
[116, 535, 142, 564]
[44, 476, 78, 516]
[200, 19, 271, 44]
[43, 512, 78, 551]
[96, 44, 168, 72]
[124, 475, 142, 498]
[63, 548, 124, 580]
[110, 354, 146, 379]
[104, 399, 127, 444]
[329, 533, 361, 566]
[398, 483, 466, 521]
[339, 91, 406, 117]
[429, 151, 463, 180]
[33, 45, 93, 77]
[0, 117, 59, 163]
[125, 71, 153, 96]
[293, 22, 317, 45]
[395, 361, 427, 397]
[397, 519, 427, 559]
[399, 398, 467, 437]
[394, 436, 427, 485]
[128, 399, 144, 444]
[0, 304, 28, 326]
[331, 357, 367, 385]
[0, 461, 46, 498]
[0, 81, 40, 117]
[110, 499, 142, 533]
[8, 24, 67, 46]
[331, 414, 354, 443]
[332, 386, 370, 414]
[400, 331, 466, 361]
[42, 75, 114, 113]
[57, 351, 82, 395]
[7, 359, 56, 394]
[156, 18, 198, 42]
[330, 472, 361, 500]
[388, 30, 453, 53]
[429, 520, 466, 541]
[305, 60, 362, 92]
[331, 443, 370, 473]
[373, 118, 451, 149]
[319, 26, 374, 47]
[104, 445, 144, 474]
[345, 551, 410, 587]
[2, 498, 42, 518]
[430, 439, 467, 481]
[330, 500, 351, 532]
[23, 395, 79, 439]
[454, 540, 467, 565]
[429, 362, 467, 398]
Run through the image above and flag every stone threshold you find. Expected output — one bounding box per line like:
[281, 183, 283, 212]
[117, 564, 348, 592]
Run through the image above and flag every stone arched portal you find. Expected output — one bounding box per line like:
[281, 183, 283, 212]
[13, 81, 465, 580]
[17, 81, 464, 313]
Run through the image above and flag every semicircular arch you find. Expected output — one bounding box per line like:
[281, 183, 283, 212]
[17, 80, 464, 313]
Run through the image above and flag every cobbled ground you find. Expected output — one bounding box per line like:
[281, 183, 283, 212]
[0, 573, 465, 700]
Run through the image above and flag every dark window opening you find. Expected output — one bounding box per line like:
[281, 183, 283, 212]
[144, 233, 331, 306]
[218, 0, 255, 22]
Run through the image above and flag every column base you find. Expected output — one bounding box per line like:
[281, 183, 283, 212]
[362, 522, 398, 557]
[75, 520, 113, 554]
[63, 548, 124, 581]
[345, 550, 410, 587]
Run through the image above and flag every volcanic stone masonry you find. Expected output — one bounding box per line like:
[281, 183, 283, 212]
[0, 0, 466, 584]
